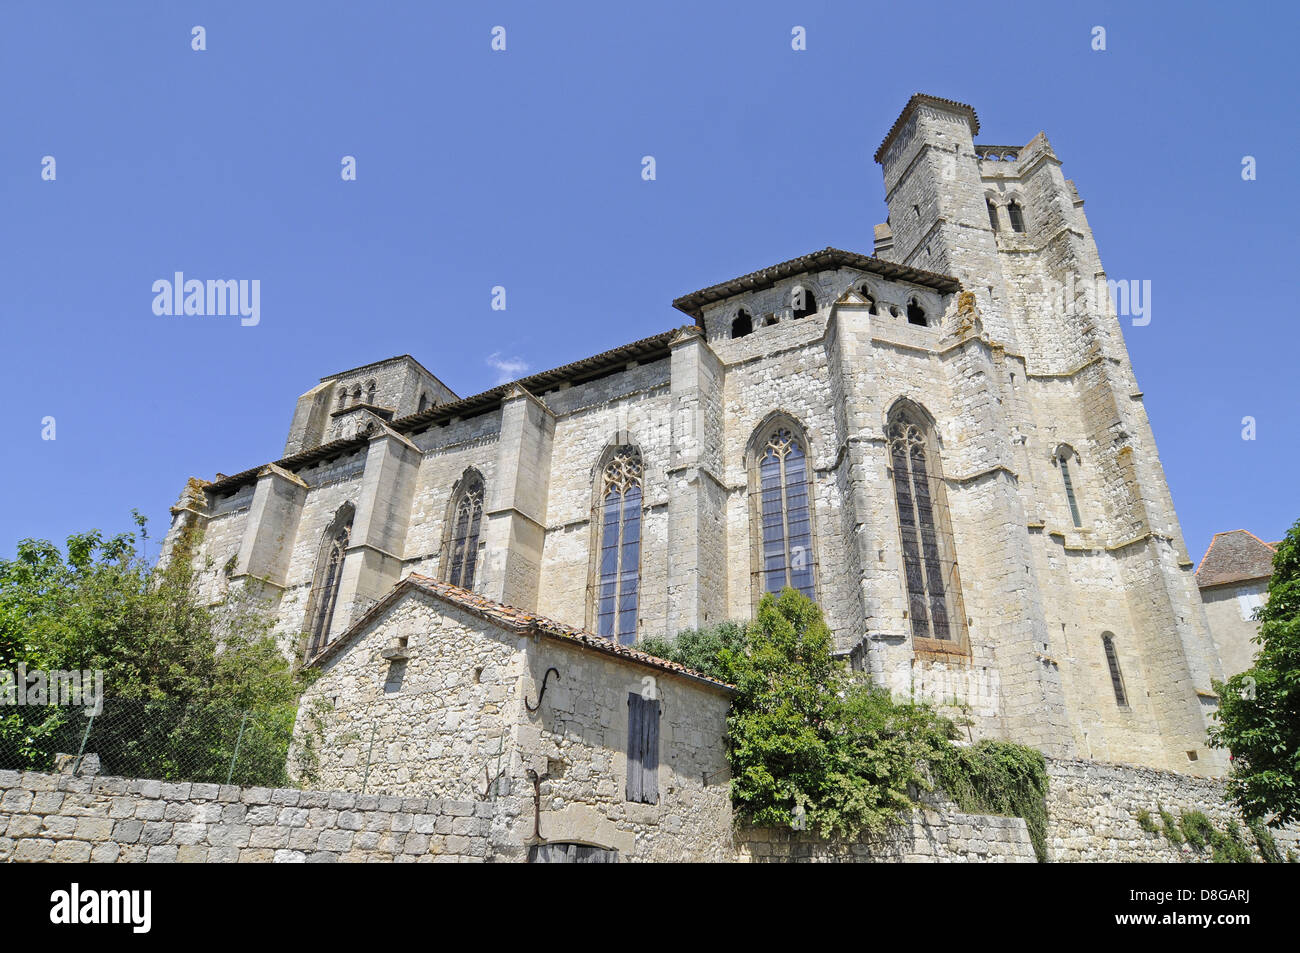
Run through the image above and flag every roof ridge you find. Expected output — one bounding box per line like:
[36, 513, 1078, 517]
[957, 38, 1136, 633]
[671, 246, 960, 319]
[309, 572, 734, 693]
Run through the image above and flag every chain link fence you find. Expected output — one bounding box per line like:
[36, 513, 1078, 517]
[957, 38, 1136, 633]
[0, 697, 296, 787]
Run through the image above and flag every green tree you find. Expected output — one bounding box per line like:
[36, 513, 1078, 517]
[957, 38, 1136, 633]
[1209, 518, 1300, 827]
[0, 515, 307, 784]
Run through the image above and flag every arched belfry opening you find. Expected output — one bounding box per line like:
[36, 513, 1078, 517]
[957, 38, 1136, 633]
[731, 309, 753, 339]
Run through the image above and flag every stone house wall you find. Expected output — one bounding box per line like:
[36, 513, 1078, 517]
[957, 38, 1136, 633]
[291, 582, 735, 862]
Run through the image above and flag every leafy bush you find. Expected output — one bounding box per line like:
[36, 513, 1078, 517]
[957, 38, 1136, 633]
[645, 588, 1048, 856]
[639, 620, 746, 685]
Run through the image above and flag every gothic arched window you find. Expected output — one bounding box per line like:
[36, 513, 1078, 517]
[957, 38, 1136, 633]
[1007, 200, 1026, 233]
[1102, 633, 1128, 707]
[887, 405, 966, 651]
[443, 470, 485, 589]
[305, 503, 354, 661]
[749, 421, 816, 601]
[1056, 446, 1083, 528]
[986, 198, 1000, 231]
[594, 446, 642, 644]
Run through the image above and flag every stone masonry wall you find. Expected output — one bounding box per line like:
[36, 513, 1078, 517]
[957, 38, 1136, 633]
[1, 770, 1033, 864]
[1045, 758, 1300, 862]
[0, 770, 500, 863]
[734, 803, 1036, 863]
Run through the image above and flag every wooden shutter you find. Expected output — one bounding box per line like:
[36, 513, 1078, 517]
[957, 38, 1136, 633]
[626, 693, 660, 804]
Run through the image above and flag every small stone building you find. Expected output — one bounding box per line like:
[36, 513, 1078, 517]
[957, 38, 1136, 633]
[292, 574, 735, 861]
[1195, 530, 1277, 678]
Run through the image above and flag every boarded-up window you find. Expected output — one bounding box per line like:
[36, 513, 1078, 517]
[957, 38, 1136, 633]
[626, 692, 660, 804]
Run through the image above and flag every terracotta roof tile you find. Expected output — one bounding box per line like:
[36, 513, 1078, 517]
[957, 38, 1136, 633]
[1195, 530, 1277, 588]
[308, 573, 735, 694]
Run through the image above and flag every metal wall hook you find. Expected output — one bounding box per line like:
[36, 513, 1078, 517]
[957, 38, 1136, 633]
[525, 667, 560, 712]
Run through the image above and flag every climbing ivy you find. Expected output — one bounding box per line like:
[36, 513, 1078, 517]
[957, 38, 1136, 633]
[933, 738, 1050, 862]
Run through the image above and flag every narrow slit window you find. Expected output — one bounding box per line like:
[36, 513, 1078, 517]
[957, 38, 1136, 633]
[1059, 450, 1083, 527]
[1103, 634, 1128, 707]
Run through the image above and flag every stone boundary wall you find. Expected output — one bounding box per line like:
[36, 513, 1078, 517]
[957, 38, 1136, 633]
[8, 761, 1298, 863]
[0, 771, 502, 863]
[736, 805, 1037, 863]
[1045, 758, 1300, 862]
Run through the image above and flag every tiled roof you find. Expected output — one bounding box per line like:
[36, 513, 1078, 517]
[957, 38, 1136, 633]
[670, 246, 961, 319]
[1195, 530, 1277, 588]
[874, 93, 980, 164]
[308, 573, 736, 694]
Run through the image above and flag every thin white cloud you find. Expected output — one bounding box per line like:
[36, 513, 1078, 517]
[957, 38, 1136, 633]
[486, 352, 530, 385]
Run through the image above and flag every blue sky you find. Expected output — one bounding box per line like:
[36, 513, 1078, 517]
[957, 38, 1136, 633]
[1, 1, 1295, 567]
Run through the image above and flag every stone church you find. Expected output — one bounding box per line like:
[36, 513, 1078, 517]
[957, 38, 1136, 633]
[161, 93, 1228, 786]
